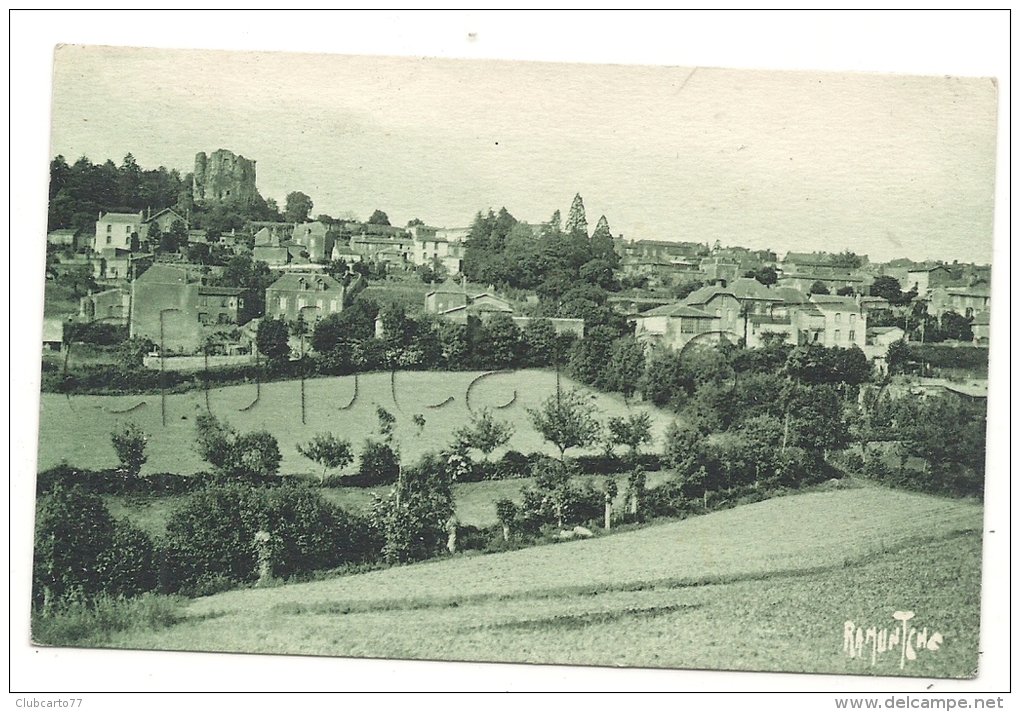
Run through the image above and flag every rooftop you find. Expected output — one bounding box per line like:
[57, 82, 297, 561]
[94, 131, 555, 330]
[266, 272, 344, 292]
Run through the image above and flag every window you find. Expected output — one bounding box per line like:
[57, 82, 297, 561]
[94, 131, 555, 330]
[125, 225, 131, 234]
[106, 235, 112, 245]
[835, 313, 842, 323]
[849, 313, 856, 325]
[220, 297, 229, 308]
[297, 298, 308, 310]
[681, 318, 695, 334]
[330, 300, 339, 312]
[849, 330, 856, 342]
[106, 225, 112, 234]
[198, 313, 209, 325]
[279, 297, 288, 310]
[835, 329, 842, 342]
[316, 299, 324, 310]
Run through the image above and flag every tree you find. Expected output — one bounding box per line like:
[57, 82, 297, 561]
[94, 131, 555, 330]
[111, 422, 148, 477]
[744, 265, 778, 287]
[809, 281, 830, 295]
[406, 217, 425, 227]
[606, 412, 653, 461]
[372, 453, 455, 563]
[941, 311, 974, 342]
[194, 413, 282, 479]
[146, 220, 162, 250]
[168, 219, 188, 246]
[528, 389, 602, 459]
[885, 339, 910, 376]
[367, 209, 390, 226]
[256, 317, 291, 367]
[159, 228, 180, 254]
[297, 433, 354, 484]
[369, 405, 398, 451]
[869, 275, 903, 304]
[830, 249, 863, 269]
[480, 313, 523, 369]
[522, 318, 558, 367]
[601, 336, 646, 398]
[454, 408, 515, 462]
[590, 215, 617, 264]
[285, 192, 314, 223]
[565, 193, 588, 237]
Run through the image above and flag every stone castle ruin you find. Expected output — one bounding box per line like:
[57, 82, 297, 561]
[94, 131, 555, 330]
[192, 149, 259, 206]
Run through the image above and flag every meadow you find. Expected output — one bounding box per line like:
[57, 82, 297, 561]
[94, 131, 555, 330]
[37, 369, 673, 476]
[94, 485, 983, 677]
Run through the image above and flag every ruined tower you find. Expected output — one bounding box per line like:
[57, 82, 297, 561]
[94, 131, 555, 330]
[192, 149, 259, 206]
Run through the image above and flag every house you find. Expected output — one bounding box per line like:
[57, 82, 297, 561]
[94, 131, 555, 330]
[927, 285, 991, 319]
[971, 311, 991, 346]
[905, 265, 954, 294]
[290, 222, 330, 262]
[632, 303, 724, 351]
[430, 293, 514, 325]
[141, 207, 189, 235]
[683, 285, 743, 337]
[330, 242, 363, 263]
[727, 278, 791, 347]
[776, 269, 869, 295]
[79, 288, 130, 324]
[129, 264, 250, 354]
[804, 295, 867, 349]
[626, 239, 708, 261]
[93, 211, 144, 252]
[867, 326, 906, 348]
[264, 272, 351, 323]
[253, 227, 292, 266]
[42, 317, 65, 351]
[424, 284, 469, 314]
[408, 225, 466, 274]
[47, 229, 77, 249]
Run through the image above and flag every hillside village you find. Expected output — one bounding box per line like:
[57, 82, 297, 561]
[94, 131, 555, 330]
[36, 143, 993, 674]
[45, 149, 992, 381]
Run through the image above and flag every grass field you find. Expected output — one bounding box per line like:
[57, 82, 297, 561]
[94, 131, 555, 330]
[93, 485, 983, 677]
[36, 369, 672, 476]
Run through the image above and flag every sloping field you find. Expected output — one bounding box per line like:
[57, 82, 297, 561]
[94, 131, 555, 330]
[36, 369, 672, 475]
[101, 486, 984, 677]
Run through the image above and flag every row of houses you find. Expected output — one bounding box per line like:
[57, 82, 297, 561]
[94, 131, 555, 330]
[251, 221, 470, 275]
[98, 264, 364, 354]
[632, 277, 874, 353]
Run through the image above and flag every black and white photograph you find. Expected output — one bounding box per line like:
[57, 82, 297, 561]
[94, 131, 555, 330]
[11, 10, 1010, 701]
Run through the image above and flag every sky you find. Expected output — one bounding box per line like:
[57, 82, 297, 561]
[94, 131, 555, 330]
[47, 41, 998, 265]
[11, 11, 1011, 697]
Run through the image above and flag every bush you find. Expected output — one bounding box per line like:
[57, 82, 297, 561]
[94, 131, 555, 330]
[357, 440, 400, 486]
[518, 460, 604, 530]
[162, 482, 377, 595]
[33, 485, 157, 610]
[111, 422, 148, 477]
[371, 453, 455, 564]
[65, 321, 129, 346]
[194, 414, 282, 482]
[162, 482, 262, 594]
